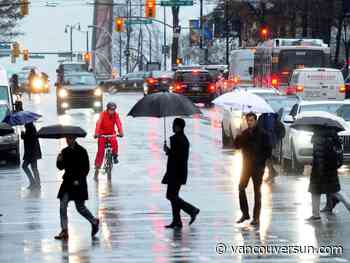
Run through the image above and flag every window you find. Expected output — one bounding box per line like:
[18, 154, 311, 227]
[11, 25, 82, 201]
[65, 75, 97, 85]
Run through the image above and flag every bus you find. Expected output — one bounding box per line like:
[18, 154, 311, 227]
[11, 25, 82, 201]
[253, 38, 331, 92]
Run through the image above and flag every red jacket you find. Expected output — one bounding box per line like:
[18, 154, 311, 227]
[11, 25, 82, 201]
[95, 111, 123, 136]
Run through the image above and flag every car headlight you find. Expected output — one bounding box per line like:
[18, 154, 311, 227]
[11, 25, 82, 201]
[59, 89, 68, 98]
[94, 88, 102, 97]
[32, 78, 44, 90]
[295, 131, 313, 147]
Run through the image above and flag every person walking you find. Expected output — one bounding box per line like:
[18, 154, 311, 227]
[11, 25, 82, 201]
[234, 112, 272, 225]
[162, 118, 200, 229]
[307, 129, 350, 221]
[21, 122, 42, 189]
[54, 136, 99, 240]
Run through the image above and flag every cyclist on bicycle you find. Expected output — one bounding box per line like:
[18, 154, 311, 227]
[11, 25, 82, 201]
[94, 102, 124, 176]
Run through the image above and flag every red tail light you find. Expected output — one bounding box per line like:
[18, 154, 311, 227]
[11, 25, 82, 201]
[296, 85, 304, 92]
[271, 77, 278, 87]
[173, 83, 185, 93]
[146, 78, 158, 85]
[208, 84, 216, 93]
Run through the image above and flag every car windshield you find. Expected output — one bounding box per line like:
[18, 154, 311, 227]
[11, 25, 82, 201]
[63, 64, 87, 72]
[265, 97, 299, 112]
[152, 71, 174, 78]
[176, 72, 212, 82]
[65, 75, 96, 85]
[336, 105, 350, 122]
[0, 104, 9, 121]
[300, 104, 344, 114]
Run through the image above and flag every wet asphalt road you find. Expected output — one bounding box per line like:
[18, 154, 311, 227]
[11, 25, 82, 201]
[1, 91, 350, 262]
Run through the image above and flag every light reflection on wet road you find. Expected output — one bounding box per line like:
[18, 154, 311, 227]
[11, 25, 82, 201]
[0, 91, 350, 262]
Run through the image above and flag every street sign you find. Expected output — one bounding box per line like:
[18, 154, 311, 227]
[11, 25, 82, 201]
[160, 0, 193, 6]
[58, 52, 74, 58]
[125, 19, 152, 25]
[29, 55, 45, 59]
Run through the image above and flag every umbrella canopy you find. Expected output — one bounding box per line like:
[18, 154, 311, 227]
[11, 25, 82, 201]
[37, 125, 87, 139]
[3, 111, 42, 126]
[213, 90, 274, 113]
[291, 111, 347, 132]
[0, 122, 14, 136]
[128, 92, 201, 118]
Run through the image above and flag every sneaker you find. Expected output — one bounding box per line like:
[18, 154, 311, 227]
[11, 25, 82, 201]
[54, 230, 69, 240]
[113, 155, 119, 164]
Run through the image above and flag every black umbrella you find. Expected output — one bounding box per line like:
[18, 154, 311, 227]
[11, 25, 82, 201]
[291, 115, 346, 132]
[37, 125, 87, 139]
[128, 92, 201, 141]
[0, 122, 14, 136]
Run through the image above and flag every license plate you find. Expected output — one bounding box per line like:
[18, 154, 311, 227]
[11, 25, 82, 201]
[191, 86, 200, 91]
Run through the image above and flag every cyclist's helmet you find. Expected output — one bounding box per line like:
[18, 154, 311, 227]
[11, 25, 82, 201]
[106, 102, 117, 110]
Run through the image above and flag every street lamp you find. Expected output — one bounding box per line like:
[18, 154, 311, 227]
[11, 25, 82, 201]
[64, 23, 81, 61]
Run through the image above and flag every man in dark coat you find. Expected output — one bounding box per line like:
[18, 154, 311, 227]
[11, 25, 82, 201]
[307, 129, 350, 221]
[234, 112, 272, 226]
[21, 122, 42, 189]
[162, 118, 200, 229]
[54, 136, 99, 240]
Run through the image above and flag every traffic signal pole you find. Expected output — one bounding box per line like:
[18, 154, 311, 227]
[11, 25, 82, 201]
[163, 7, 167, 70]
[225, 0, 229, 66]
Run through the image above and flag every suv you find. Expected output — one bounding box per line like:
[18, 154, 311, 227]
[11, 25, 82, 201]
[281, 100, 350, 174]
[143, 71, 174, 95]
[56, 73, 103, 114]
[0, 101, 20, 166]
[170, 69, 217, 106]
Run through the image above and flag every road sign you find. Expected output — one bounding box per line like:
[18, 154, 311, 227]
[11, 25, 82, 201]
[125, 19, 152, 25]
[160, 0, 193, 6]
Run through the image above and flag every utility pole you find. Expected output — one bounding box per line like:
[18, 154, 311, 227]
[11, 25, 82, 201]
[70, 26, 73, 61]
[199, 0, 203, 49]
[163, 7, 167, 70]
[225, 0, 229, 66]
[126, 0, 131, 73]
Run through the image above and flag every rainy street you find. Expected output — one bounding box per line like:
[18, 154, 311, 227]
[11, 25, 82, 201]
[0, 91, 349, 262]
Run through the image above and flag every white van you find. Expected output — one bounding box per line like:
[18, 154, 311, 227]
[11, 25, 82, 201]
[287, 68, 345, 100]
[229, 48, 254, 86]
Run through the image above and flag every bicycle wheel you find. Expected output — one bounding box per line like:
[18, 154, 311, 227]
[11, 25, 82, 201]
[105, 150, 113, 179]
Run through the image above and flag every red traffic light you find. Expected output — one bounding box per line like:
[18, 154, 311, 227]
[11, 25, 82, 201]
[260, 26, 269, 40]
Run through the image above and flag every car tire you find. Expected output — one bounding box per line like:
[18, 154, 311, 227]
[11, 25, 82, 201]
[222, 122, 233, 148]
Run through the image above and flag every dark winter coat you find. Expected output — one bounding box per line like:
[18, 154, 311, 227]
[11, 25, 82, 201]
[234, 126, 272, 177]
[162, 131, 189, 185]
[21, 123, 42, 162]
[309, 130, 341, 194]
[57, 142, 90, 201]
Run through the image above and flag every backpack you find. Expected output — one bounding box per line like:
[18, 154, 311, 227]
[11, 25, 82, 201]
[258, 113, 278, 147]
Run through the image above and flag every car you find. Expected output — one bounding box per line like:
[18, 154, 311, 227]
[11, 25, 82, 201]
[102, 72, 151, 91]
[143, 71, 174, 95]
[221, 93, 299, 148]
[287, 68, 345, 100]
[170, 69, 217, 106]
[281, 100, 350, 174]
[56, 73, 103, 114]
[0, 101, 20, 166]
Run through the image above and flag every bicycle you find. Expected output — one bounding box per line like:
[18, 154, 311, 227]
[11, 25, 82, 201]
[98, 134, 120, 179]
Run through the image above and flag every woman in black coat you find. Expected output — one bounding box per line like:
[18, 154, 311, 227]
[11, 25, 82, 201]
[307, 128, 350, 221]
[21, 122, 42, 189]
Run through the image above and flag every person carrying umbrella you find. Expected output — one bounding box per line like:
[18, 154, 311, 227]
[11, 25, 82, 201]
[307, 128, 350, 221]
[162, 118, 200, 229]
[234, 112, 272, 226]
[54, 136, 99, 240]
[21, 122, 42, 189]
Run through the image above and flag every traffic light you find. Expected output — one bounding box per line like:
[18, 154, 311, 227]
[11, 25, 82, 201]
[145, 0, 156, 18]
[259, 26, 269, 40]
[20, 0, 29, 17]
[115, 17, 124, 32]
[176, 58, 182, 65]
[12, 42, 20, 58]
[83, 52, 91, 63]
[23, 49, 29, 61]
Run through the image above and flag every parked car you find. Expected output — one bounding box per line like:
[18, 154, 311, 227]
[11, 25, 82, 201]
[0, 101, 20, 165]
[221, 93, 299, 148]
[56, 73, 103, 114]
[287, 68, 345, 100]
[143, 71, 174, 95]
[281, 100, 350, 174]
[170, 69, 217, 106]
